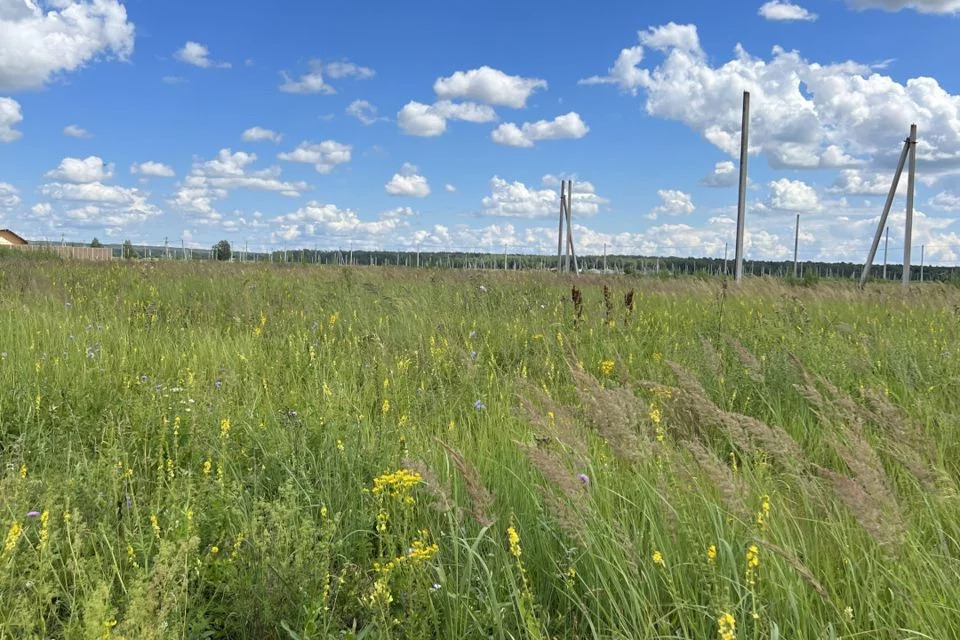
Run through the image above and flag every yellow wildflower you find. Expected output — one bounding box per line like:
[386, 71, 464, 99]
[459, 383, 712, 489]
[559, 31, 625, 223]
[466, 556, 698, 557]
[599, 359, 615, 376]
[3, 521, 22, 554]
[19, 464, 27, 479]
[219, 417, 231, 439]
[718, 612, 736, 640]
[652, 550, 665, 568]
[507, 526, 522, 559]
[707, 544, 717, 562]
[203, 458, 212, 476]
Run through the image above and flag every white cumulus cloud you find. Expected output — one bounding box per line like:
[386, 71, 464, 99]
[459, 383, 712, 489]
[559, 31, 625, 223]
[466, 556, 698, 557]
[580, 22, 960, 175]
[279, 59, 374, 94]
[130, 161, 175, 177]
[346, 99, 386, 125]
[768, 178, 821, 211]
[0, 0, 134, 91]
[0, 96, 22, 142]
[175, 41, 230, 69]
[63, 124, 91, 138]
[433, 66, 547, 108]
[385, 163, 430, 197]
[481, 175, 608, 218]
[491, 112, 589, 148]
[646, 189, 695, 220]
[45, 156, 114, 183]
[701, 161, 738, 187]
[242, 126, 282, 142]
[758, 1, 818, 21]
[278, 140, 352, 174]
[398, 100, 497, 136]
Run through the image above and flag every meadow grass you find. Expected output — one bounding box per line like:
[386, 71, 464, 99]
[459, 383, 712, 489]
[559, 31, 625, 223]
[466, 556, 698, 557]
[1, 255, 959, 639]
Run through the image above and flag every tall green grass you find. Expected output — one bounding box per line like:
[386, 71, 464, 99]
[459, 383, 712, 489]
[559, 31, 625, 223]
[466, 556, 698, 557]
[1, 257, 958, 639]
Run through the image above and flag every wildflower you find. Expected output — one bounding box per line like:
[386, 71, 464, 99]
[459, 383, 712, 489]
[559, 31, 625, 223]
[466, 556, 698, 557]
[717, 612, 736, 640]
[745, 544, 760, 585]
[19, 464, 27, 479]
[210, 546, 220, 555]
[430, 583, 442, 592]
[336, 439, 345, 452]
[474, 399, 486, 411]
[139, 375, 149, 383]
[707, 544, 717, 562]
[381, 398, 390, 415]
[150, 514, 161, 539]
[649, 406, 661, 425]
[651, 550, 665, 568]
[214, 379, 223, 390]
[469, 330, 477, 338]
[203, 459, 212, 475]
[576, 473, 590, 486]
[3, 521, 22, 554]
[470, 351, 478, 360]
[26, 510, 40, 519]
[371, 468, 422, 504]
[368, 579, 393, 607]
[219, 417, 231, 439]
[507, 526, 522, 559]
[599, 360, 615, 377]
[652, 352, 663, 362]
[844, 606, 853, 620]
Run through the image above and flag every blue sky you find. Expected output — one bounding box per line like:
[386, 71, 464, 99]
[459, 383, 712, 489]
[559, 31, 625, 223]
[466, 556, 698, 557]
[3, 0, 960, 263]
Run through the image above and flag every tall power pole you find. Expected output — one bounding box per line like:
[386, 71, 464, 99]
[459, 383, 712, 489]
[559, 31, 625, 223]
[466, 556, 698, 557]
[902, 123, 917, 287]
[734, 91, 750, 283]
[793, 214, 800, 278]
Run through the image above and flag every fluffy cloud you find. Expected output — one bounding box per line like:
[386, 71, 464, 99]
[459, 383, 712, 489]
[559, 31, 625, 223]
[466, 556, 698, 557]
[277, 140, 352, 173]
[398, 100, 497, 136]
[272, 203, 413, 241]
[171, 148, 308, 222]
[491, 112, 589, 148]
[130, 161, 175, 177]
[768, 178, 820, 211]
[581, 23, 960, 174]
[445, 184, 457, 193]
[0, 182, 20, 210]
[646, 189, 695, 220]
[174, 41, 230, 69]
[241, 126, 282, 142]
[0, 0, 134, 91]
[63, 124, 91, 138]
[346, 99, 386, 125]
[701, 160, 738, 187]
[279, 59, 373, 94]
[45, 156, 114, 183]
[433, 66, 547, 108]
[385, 163, 431, 197]
[928, 191, 960, 211]
[758, 1, 818, 20]
[481, 175, 608, 218]
[0, 96, 22, 142]
[848, 0, 960, 12]
[829, 169, 893, 195]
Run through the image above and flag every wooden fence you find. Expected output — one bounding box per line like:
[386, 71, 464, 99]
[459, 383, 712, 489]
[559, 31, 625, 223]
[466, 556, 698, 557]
[2, 245, 114, 261]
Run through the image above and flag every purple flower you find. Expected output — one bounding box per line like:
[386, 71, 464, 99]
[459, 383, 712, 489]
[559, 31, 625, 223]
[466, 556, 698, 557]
[576, 473, 590, 486]
[139, 375, 149, 383]
[26, 511, 40, 518]
[474, 400, 486, 411]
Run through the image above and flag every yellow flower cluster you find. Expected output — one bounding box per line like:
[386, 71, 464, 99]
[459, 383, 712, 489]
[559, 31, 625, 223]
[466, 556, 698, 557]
[373, 531, 439, 575]
[745, 544, 760, 586]
[599, 360, 615, 377]
[371, 468, 422, 504]
[220, 417, 231, 440]
[507, 526, 522, 559]
[651, 550, 665, 568]
[3, 521, 22, 554]
[706, 544, 717, 563]
[756, 495, 771, 528]
[717, 612, 736, 640]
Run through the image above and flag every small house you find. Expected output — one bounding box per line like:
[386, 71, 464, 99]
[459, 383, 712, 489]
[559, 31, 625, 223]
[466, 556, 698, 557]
[0, 229, 27, 245]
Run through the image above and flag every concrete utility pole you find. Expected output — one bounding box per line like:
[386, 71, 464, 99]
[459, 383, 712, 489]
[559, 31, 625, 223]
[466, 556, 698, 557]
[734, 90, 750, 283]
[859, 129, 911, 289]
[903, 123, 917, 287]
[920, 244, 925, 282]
[882, 226, 889, 280]
[557, 181, 565, 272]
[793, 213, 800, 278]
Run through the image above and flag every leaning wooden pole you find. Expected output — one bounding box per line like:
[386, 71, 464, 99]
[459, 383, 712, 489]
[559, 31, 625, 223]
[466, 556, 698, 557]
[858, 135, 910, 289]
[734, 90, 750, 283]
[557, 181, 566, 272]
[902, 123, 917, 287]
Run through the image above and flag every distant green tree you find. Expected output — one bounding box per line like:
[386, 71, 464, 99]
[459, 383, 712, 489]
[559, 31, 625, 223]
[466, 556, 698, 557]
[212, 240, 232, 262]
[90, 237, 102, 248]
[122, 239, 137, 259]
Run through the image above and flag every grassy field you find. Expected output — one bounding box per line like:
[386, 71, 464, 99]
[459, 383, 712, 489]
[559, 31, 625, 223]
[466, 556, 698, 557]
[1, 254, 959, 639]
